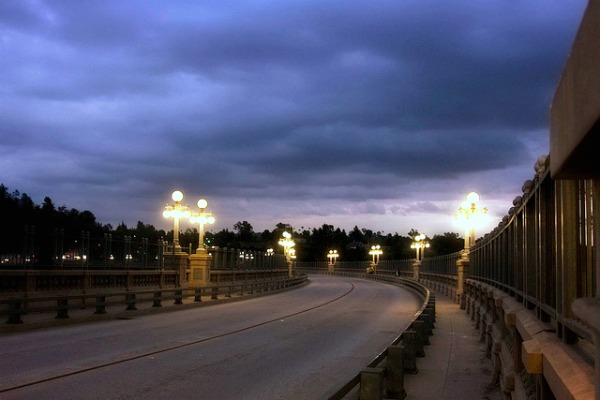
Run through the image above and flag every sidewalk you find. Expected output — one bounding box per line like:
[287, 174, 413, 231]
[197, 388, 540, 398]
[403, 290, 502, 400]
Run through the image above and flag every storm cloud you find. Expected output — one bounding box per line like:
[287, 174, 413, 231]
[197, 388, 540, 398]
[0, 0, 587, 236]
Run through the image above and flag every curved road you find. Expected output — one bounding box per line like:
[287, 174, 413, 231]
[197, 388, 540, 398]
[0, 275, 422, 400]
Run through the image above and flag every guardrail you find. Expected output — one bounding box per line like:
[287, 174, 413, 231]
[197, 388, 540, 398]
[1, 275, 307, 326]
[0, 268, 291, 297]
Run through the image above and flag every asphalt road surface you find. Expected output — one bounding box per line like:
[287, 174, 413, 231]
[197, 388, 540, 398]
[0, 275, 422, 400]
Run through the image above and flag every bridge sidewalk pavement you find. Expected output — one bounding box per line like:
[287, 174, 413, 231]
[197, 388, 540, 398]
[401, 290, 502, 400]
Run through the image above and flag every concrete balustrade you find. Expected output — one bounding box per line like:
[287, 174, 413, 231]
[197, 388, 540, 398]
[1, 276, 307, 326]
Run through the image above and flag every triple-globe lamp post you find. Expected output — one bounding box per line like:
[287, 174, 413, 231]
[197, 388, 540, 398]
[369, 245, 383, 273]
[455, 191, 487, 257]
[162, 190, 191, 253]
[189, 198, 215, 254]
[278, 231, 296, 277]
[455, 191, 487, 308]
[327, 249, 339, 273]
[410, 233, 430, 262]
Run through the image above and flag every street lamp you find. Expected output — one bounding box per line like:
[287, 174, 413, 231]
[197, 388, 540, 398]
[327, 249, 339, 265]
[327, 249, 339, 274]
[266, 248, 274, 269]
[454, 191, 487, 308]
[455, 191, 487, 257]
[162, 190, 190, 252]
[368, 245, 383, 273]
[189, 198, 215, 254]
[278, 231, 295, 277]
[410, 233, 430, 262]
[278, 231, 295, 260]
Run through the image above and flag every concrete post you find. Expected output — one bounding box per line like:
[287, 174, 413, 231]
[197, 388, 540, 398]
[402, 331, 418, 374]
[412, 260, 420, 281]
[386, 345, 407, 399]
[188, 250, 212, 287]
[412, 320, 425, 357]
[360, 367, 385, 400]
[456, 257, 469, 309]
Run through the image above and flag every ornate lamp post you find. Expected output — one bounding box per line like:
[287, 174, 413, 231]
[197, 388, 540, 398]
[455, 191, 487, 307]
[162, 190, 190, 253]
[187, 197, 216, 287]
[266, 248, 274, 269]
[410, 233, 430, 262]
[456, 191, 487, 257]
[368, 245, 382, 274]
[327, 249, 339, 273]
[410, 233, 430, 280]
[189, 198, 215, 254]
[278, 231, 295, 277]
[162, 190, 190, 285]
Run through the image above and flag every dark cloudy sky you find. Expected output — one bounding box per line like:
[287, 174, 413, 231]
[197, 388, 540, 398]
[0, 0, 587, 237]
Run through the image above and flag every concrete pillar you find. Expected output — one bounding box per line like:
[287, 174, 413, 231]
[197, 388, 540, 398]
[386, 345, 407, 399]
[360, 367, 385, 400]
[188, 250, 212, 287]
[402, 331, 418, 374]
[412, 320, 425, 357]
[412, 260, 420, 281]
[328, 262, 334, 274]
[456, 257, 469, 309]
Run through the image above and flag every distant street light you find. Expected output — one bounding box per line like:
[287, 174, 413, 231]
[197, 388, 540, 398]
[410, 233, 430, 262]
[327, 249, 339, 274]
[454, 191, 487, 308]
[278, 231, 296, 277]
[368, 245, 382, 274]
[162, 190, 190, 252]
[455, 191, 487, 257]
[266, 248, 274, 269]
[327, 249, 339, 265]
[189, 198, 215, 253]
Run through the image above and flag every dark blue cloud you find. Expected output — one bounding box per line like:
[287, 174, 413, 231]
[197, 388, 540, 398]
[0, 0, 587, 235]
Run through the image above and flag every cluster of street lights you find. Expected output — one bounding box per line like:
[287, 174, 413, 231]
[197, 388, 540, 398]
[163, 190, 215, 253]
[410, 233, 430, 262]
[327, 249, 339, 265]
[278, 231, 296, 261]
[163, 190, 487, 281]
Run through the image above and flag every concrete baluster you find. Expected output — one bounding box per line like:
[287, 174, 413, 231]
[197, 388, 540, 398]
[386, 345, 407, 399]
[6, 299, 24, 324]
[55, 298, 69, 319]
[94, 296, 107, 314]
[402, 331, 418, 374]
[412, 320, 426, 357]
[359, 367, 385, 400]
[153, 291, 162, 307]
[125, 293, 137, 310]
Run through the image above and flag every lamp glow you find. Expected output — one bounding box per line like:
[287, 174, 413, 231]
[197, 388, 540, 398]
[189, 198, 215, 253]
[163, 190, 190, 252]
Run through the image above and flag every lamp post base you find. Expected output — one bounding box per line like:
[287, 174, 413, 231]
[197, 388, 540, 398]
[412, 261, 421, 281]
[456, 257, 469, 309]
[189, 250, 212, 287]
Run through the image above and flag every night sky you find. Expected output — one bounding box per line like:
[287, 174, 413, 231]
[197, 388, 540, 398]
[0, 1, 587, 237]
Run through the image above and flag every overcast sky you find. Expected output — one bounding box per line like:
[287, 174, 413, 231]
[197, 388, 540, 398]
[0, 0, 587, 238]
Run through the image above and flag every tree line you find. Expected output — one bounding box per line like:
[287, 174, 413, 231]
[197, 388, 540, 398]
[0, 184, 463, 265]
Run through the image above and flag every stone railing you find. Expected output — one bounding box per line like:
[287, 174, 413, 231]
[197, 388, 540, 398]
[1, 274, 307, 328]
[0, 268, 291, 298]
